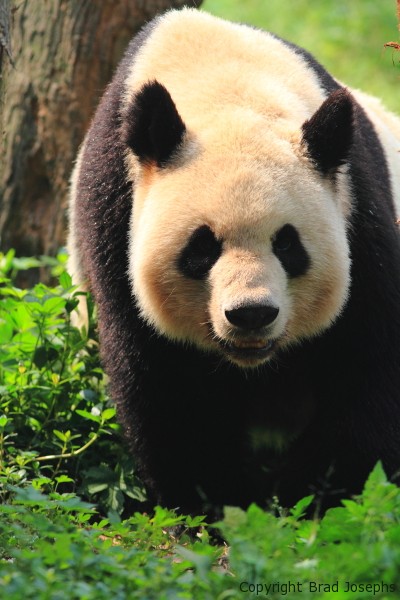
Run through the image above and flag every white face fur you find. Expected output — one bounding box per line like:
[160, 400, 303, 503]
[123, 10, 353, 368]
[128, 126, 351, 368]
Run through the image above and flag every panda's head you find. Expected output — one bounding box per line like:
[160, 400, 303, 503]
[123, 81, 353, 368]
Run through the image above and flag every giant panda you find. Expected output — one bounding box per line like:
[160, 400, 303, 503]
[68, 9, 400, 515]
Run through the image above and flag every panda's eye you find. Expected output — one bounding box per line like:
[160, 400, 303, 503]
[178, 225, 222, 279]
[272, 224, 310, 278]
[273, 226, 293, 252]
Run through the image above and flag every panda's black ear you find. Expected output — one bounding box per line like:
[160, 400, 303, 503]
[123, 80, 186, 167]
[301, 89, 354, 175]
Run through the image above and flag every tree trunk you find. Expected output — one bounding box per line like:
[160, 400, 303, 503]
[0, 0, 12, 169]
[0, 0, 202, 264]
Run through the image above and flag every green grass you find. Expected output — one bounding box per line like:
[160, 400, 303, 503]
[202, 0, 400, 112]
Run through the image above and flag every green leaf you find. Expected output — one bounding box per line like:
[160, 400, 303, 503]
[10, 303, 34, 330]
[53, 430, 68, 442]
[42, 296, 66, 315]
[12, 257, 42, 271]
[175, 546, 213, 581]
[290, 494, 315, 519]
[59, 271, 72, 290]
[0, 248, 15, 274]
[65, 298, 79, 314]
[55, 475, 75, 484]
[32, 477, 52, 489]
[102, 408, 116, 421]
[363, 460, 388, 491]
[10, 484, 49, 504]
[88, 482, 109, 494]
[185, 515, 207, 528]
[0, 318, 13, 344]
[75, 409, 101, 423]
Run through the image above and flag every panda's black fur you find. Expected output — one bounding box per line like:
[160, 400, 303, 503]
[70, 10, 400, 515]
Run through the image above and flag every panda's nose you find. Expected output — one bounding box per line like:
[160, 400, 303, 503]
[224, 304, 279, 331]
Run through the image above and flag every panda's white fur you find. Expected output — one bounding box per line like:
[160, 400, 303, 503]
[120, 10, 361, 366]
[68, 9, 400, 512]
[68, 142, 90, 329]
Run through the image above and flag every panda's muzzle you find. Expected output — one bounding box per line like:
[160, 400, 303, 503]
[216, 303, 280, 363]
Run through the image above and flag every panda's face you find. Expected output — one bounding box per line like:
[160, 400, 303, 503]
[128, 122, 351, 368]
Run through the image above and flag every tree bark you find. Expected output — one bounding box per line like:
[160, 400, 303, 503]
[0, 0, 12, 170]
[0, 0, 202, 262]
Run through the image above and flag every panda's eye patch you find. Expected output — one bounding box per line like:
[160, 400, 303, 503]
[272, 224, 310, 278]
[178, 225, 222, 280]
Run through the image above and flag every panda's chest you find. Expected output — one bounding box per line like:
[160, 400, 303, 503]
[245, 372, 317, 453]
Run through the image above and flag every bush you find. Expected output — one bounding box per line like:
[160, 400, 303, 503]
[1, 465, 400, 598]
[0, 249, 145, 517]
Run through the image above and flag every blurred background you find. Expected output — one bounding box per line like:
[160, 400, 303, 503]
[204, 0, 398, 112]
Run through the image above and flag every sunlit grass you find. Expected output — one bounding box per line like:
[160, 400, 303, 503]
[203, 0, 399, 112]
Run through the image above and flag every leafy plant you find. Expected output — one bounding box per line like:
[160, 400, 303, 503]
[0, 249, 145, 516]
[1, 465, 400, 598]
[0, 487, 218, 600]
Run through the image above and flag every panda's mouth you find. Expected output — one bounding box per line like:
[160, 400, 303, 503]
[218, 337, 277, 364]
